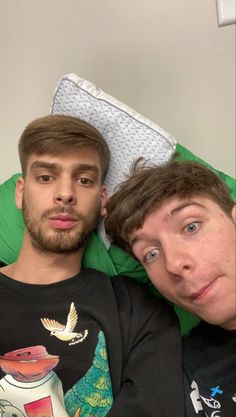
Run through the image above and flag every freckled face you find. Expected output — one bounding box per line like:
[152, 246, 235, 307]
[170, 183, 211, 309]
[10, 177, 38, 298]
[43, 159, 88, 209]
[16, 149, 107, 254]
[130, 196, 236, 330]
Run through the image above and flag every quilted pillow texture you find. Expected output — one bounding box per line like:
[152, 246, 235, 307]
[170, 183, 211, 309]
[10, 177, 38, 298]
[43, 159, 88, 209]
[51, 73, 176, 198]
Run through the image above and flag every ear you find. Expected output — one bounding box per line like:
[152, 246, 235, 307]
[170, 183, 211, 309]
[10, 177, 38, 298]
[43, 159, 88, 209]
[15, 176, 25, 210]
[231, 204, 236, 223]
[100, 185, 108, 217]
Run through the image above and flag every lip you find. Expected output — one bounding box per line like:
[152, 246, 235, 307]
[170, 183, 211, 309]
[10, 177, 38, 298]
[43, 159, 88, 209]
[191, 279, 217, 301]
[49, 214, 78, 221]
[48, 215, 78, 230]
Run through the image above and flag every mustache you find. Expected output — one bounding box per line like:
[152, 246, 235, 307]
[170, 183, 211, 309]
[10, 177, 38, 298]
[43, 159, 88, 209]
[42, 207, 85, 221]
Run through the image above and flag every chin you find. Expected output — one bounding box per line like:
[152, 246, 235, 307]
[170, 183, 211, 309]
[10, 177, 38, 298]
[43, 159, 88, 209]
[201, 310, 236, 330]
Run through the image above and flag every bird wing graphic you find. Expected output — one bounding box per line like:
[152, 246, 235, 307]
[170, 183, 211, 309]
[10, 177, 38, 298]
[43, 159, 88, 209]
[40, 317, 65, 332]
[64, 302, 78, 333]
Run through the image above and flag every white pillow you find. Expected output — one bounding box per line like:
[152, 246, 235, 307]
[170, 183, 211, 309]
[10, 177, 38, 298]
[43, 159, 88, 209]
[51, 73, 176, 196]
[51, 73, 177, 244]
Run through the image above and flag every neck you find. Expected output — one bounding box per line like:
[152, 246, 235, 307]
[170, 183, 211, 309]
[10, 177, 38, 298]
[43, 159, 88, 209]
[2, 234, 84, 285]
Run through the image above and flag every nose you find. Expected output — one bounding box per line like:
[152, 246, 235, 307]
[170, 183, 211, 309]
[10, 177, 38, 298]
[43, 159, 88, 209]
[53, 179, 76, 206]
[164, 242, 193, 279]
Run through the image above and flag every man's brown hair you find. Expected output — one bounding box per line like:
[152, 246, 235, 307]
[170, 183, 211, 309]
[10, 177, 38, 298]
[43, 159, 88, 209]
[18, 114, 110, 181]
[105, 159, 235, 252]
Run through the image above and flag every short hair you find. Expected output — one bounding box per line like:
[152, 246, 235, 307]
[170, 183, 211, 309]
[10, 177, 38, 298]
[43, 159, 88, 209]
[18, 114, 110, 181]
[105, 159, 235, 252]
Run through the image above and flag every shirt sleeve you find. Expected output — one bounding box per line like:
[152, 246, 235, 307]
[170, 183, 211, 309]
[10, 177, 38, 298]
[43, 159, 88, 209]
[108, 278, 185, 417]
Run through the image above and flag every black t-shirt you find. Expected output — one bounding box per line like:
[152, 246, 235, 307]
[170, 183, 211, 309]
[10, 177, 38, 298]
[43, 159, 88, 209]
[0, 268, 185, 417]
[183, 321, 236, 416]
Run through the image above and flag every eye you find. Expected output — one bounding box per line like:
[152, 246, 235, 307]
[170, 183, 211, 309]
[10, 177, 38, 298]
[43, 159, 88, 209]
[38, 175, 54, 183]
[78, 177, 94, 186]
[184, 222, 200, 234]
[144, 248, 160, 264]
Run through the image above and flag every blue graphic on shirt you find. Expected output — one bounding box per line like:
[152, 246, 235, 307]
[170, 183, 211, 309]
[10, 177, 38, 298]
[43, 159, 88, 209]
[211, 386, 223, 397]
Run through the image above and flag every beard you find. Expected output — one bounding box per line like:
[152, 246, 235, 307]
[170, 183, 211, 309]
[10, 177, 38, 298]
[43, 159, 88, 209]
[22, 198, 101, 254]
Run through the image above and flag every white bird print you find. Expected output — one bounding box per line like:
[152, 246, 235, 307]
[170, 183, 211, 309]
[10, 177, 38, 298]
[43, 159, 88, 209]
[41, 302, 88, 345]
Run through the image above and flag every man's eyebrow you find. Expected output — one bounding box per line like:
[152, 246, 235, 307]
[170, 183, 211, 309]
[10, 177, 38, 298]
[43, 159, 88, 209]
[130, 235, 158, 249]
[30, 161, 100, 175]
[73, 164, 100, 176]
[30, 161, 57, 171]
[170, 201, 205, 216]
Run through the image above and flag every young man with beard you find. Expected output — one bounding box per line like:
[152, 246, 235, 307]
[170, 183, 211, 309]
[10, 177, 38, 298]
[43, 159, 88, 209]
[105, 159, 236, 417]
[0, 115, 185, 417]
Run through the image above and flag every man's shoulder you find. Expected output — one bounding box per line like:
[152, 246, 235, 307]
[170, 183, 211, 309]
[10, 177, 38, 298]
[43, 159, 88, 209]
[83, 268, 176, 322]
[85, 268, 149, 293]
[111, 274, 177, 321]
[110, 273, 156, 300]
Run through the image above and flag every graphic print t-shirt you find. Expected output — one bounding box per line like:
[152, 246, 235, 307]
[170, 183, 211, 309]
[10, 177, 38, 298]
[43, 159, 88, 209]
[183, 322, 236, 417]
[0, 269, 115, 417]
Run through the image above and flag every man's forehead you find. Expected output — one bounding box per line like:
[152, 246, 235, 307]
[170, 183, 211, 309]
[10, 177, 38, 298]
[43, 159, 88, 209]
[147, 196, 204, 217]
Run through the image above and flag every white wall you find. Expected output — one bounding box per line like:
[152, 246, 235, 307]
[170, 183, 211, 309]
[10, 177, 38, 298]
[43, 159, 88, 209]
[0, 0, 235, 182]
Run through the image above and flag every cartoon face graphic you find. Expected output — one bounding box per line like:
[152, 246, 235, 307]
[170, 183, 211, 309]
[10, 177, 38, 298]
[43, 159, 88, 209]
[0, 346, 59, 382]
[0, 399, 25, 417]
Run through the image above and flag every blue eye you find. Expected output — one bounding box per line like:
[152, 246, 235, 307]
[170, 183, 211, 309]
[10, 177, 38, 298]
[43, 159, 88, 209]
[144, 249, 159, 263]
[184, 222, 199, 234]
